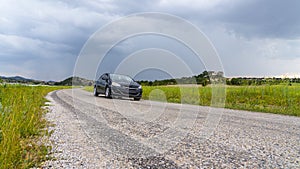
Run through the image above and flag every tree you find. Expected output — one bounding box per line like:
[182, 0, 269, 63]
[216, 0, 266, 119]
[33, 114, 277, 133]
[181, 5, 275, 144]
[230, 78, 241, 85]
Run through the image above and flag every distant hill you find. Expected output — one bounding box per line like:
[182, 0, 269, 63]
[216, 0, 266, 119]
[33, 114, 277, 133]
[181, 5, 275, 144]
[0, 76, 44, 84]
[54, 76, 93, 86]
[0, 76, 93, 86]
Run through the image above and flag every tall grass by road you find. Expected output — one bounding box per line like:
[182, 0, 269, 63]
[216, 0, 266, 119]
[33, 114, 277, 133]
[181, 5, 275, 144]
[0, 85, 68, 169]
[142, 85, 300, 116]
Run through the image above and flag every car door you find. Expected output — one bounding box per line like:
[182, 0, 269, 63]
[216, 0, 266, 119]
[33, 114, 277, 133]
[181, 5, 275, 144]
[98, 74, 108, 93]
[95, 76, 102, 94]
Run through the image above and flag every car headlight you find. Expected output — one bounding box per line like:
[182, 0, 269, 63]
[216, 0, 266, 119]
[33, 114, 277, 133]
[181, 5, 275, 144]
[112, 82, 121, 87]
[138, 85, 142, 89]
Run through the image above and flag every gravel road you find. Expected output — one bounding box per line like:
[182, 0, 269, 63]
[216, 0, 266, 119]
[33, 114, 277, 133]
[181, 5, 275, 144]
[42, 88, 300, 168]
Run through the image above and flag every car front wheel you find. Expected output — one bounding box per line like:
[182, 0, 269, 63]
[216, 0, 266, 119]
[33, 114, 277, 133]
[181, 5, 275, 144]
[105, 87, 111, 98]
[134, 97, 141, 101]
[93, 87, 98, 96]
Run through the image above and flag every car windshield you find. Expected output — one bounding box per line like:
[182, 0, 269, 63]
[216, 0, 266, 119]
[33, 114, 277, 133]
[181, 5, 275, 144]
[110, 74, 133, 83]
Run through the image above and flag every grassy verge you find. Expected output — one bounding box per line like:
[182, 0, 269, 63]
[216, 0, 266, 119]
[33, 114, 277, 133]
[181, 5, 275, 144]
[84, 86, 93, 92]
[0, 84, 69, 169]
[225, 85, 300, 116]
[143, 85, 300, 116]
[84, 85, 300, 116]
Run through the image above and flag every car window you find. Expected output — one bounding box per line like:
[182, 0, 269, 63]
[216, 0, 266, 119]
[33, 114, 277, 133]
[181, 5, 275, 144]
[110, 74, 133, 83]
[98, 74, 107, 82]
[100, 74, 107, 80]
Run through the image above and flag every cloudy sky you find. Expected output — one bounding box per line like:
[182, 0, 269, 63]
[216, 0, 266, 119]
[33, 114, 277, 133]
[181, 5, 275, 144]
[1, 0, 300, 81]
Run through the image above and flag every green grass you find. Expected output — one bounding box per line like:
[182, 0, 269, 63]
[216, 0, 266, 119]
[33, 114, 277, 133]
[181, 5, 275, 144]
[142, 85, 300, 116]
[0, 84, 69, 169]
[225, 85, 300, 116]
[84, 84, 300, 116]
[84, 86, 94, 92]
[142, 86, 213, 105]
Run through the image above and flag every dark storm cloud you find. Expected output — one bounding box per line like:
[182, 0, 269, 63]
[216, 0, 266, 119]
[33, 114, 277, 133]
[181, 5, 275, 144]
[214, 0, 300, 39]
[0, 0, 299, 80]
[0, 0, 117, 80]
[157, 0, 300, 39]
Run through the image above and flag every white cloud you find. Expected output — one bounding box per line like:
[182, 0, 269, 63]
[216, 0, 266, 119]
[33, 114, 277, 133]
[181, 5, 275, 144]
[204, 25, 300, 77]
[0, 34, 73, 57]
[158, 0, 232, 10]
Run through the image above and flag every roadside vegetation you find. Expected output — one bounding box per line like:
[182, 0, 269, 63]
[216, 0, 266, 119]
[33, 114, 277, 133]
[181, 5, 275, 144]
[142, 84, 300, 116]
[0, 84, 69, 169]
[138, 71, 300, 116]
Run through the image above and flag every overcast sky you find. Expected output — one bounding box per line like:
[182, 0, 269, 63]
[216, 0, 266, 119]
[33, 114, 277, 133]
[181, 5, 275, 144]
[1, 0, 300, 81]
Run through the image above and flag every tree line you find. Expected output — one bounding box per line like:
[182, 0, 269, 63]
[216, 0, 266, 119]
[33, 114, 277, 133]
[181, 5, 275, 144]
[226, 77, 299, 86]
[137, 71, 300, 86]
[138, 71, 222, 86]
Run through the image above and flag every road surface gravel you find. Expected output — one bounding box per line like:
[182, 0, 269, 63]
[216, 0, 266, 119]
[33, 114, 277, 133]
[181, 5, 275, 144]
[42, 89, 300, 168]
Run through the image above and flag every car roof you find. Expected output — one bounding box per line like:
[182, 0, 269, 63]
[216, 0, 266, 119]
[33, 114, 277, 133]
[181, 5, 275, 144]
[107, 73, 130, 77]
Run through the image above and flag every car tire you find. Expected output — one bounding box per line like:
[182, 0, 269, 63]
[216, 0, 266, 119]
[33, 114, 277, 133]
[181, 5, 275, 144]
[133, 97, 140, 101]
[93, 87, 99, 96]
[105, 87, 112, 98]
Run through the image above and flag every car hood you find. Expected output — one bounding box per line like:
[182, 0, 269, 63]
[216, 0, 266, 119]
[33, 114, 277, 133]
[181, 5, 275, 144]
[117, 81, 140, 88]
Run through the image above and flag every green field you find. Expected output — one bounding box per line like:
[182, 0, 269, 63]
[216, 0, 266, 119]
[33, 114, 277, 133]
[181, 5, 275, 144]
[85, 84, 300, 116]
[143, 85, 300, 116]
[0, 85, 68, 169]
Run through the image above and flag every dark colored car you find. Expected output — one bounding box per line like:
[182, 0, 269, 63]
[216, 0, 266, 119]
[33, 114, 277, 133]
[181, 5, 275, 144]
[94, 73, 142, 101]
